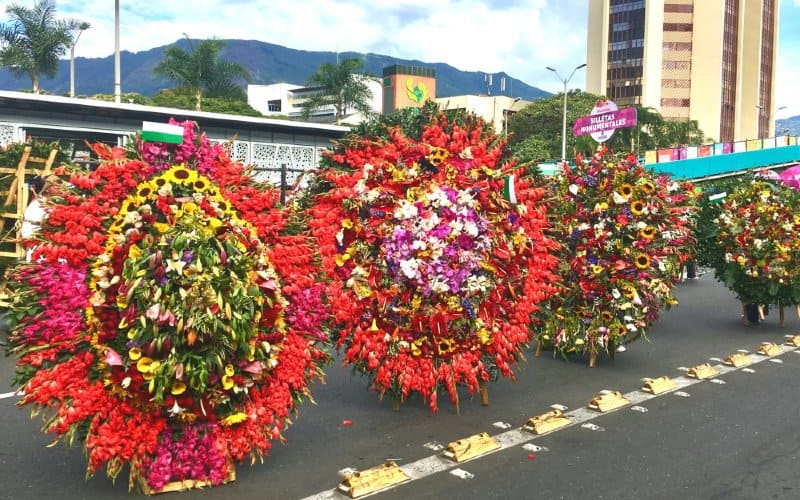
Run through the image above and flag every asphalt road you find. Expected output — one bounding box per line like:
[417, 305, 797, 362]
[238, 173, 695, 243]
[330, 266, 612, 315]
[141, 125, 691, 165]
[1, 272, 799, 500]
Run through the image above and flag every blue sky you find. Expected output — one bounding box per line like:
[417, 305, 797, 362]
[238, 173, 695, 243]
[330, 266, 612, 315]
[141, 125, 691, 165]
[1, 0, 799, 119]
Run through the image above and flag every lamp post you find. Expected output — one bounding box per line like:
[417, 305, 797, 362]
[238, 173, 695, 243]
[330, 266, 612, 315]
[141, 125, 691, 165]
[114, 0, 121, 103]
[756, 104, 787, 138]
[546, 63, 586, 164]
[69, 22, 90, 98]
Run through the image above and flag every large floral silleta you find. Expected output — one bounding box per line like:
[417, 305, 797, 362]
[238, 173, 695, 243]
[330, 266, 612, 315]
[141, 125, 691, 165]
[309, 110, 559, 412]
[538, 147, 697, 365]
[5, 121, 328, 492]
[712, 177, 800, 320]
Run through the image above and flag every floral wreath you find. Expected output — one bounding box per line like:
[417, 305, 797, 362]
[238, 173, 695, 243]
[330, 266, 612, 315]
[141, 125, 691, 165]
[309, 111, 559, 411]
[6, 120, 328, 492]
[713, 178, 800, 306]
[539, 146, 696, 359]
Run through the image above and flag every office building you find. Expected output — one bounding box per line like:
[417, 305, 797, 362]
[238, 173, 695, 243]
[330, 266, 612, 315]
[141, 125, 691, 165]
[586, 0, 779, 141]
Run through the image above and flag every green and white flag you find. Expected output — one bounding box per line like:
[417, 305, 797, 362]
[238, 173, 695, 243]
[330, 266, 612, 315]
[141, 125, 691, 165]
[141, 121, 184, 144]
[503, 175, 517, 204]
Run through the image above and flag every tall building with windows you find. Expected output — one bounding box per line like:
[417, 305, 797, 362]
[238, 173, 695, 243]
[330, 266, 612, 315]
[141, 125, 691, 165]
[586, 0, 779, 142]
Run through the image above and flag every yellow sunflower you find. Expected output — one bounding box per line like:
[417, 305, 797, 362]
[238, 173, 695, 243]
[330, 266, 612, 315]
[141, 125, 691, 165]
[135, 181, 156, 202]
[600, 310, 614, 323]
[634, 253, 651, 269]
[640, 180, 656, 194]
[436, 337, 456, 355]
[164, 164, 198, 185]
[621, 284, 637, 299]
[631, 200, 645, 215]
[591, 264, 604, 275]
[639, 226, 656, 240]
[618, 183, 634, 197]
[193, 178, 209, 192]
[427, 146, 449, 165]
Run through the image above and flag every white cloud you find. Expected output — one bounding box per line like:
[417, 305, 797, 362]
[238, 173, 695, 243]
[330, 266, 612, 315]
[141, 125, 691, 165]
[0, 0, 588, 94]
[0, 0, 796, 117]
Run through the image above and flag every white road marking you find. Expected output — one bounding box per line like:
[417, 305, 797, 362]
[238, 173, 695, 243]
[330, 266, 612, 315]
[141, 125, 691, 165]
[299, 342, 799, 500]
[0, 390, 22, 399]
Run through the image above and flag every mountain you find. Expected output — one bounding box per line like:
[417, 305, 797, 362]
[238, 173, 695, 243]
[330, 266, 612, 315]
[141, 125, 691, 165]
[776, 116, 800, 136]
[0, 39, 550, 101]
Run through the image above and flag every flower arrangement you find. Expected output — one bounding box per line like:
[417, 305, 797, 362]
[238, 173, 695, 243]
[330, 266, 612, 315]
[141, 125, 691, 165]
[538, 147, 697, 364]
[5, 120, 328, 492]
[712, 178, 800, 309]
[308, 109, 559, 411]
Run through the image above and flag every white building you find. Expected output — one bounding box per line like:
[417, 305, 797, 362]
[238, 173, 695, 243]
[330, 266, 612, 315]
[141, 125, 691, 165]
[248, 77, 383, 125]
[435, 95, 530, 135]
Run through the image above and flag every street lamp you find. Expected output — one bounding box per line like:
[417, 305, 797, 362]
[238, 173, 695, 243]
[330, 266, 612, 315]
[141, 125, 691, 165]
[69, 22, 90, 98]
[114, 0, 121, 103]
[546, 63, 586, 164]
[756, 104, 787, 138]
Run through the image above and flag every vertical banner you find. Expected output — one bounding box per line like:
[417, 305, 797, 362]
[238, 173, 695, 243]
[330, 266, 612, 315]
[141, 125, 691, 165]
[657, 149, 673, 162]
[686, 146, 698, 159]
[699, 145, 712, 157]
[644, 150, 658, 164]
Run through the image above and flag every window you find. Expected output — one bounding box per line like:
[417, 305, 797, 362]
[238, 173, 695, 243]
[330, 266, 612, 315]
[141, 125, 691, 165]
[661, 98, 690, 107]
[663, 23, 693, 32]
[664, 4, 693, 13]
[267, 100, 282, 112]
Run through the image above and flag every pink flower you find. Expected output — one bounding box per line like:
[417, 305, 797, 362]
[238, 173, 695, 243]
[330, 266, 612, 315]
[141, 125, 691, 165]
[146, 304, 161, 321]
[105, 348, 123, 366]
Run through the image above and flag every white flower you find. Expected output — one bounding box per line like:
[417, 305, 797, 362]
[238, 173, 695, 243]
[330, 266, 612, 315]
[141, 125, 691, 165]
[411, 240, 427, 251]
[123, 210, 141, 225]
[449, 220, 464, 235]
[158, 182, 173, 197]
[366, 188, 380, 203]
[569, 184, 580, 195]
[399, 259, 419, 279]
[464, 221, 479, 237]
[612, 191, 629, 204]
[611, 288, 621, 299]
[394, 200, 418, 219]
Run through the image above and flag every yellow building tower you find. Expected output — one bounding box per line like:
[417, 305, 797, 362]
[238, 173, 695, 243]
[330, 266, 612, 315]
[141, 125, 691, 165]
[586, 0, 779, 142]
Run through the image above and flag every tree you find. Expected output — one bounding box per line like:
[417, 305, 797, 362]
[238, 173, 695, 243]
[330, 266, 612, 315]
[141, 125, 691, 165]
[300, 57, 374, 125]
[663, 119, 707, 147]
[507, 90, 605, 162]
[151, 88, 263, 116]
[0, 0, 84, 94]
[153, 36, 251, 112]
[508, 93, 709, 162]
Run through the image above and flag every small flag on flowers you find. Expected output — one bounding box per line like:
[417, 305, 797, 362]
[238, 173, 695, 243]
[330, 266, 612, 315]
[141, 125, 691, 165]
[141, 121, 184, 144]
[503, 175, 517, 204]
[708, 192, 727, 204]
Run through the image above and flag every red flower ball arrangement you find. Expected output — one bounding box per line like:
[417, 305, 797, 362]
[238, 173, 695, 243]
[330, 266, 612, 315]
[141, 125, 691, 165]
[538, 146, 697, 365]
[5, 120, 328, 493]
[712, 177, 800, 315]
[308, 109, 559, 411]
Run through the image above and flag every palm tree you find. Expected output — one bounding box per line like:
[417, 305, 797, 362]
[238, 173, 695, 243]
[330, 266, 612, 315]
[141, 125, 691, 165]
[0, 0, 83, 94]
[300, 57, 374, 124]
[153, 36, 251, 111]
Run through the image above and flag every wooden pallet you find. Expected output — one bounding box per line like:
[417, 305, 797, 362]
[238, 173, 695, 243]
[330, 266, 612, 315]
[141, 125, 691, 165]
[0, 146, 57, 260]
